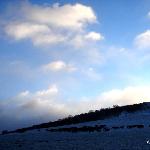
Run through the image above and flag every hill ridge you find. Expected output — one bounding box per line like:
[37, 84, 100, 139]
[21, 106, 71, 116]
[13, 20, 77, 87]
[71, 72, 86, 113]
[2, 102, 150, 134]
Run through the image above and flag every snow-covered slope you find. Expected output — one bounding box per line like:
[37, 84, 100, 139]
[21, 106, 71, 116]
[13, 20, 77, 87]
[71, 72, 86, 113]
[49, 109, 150, 129]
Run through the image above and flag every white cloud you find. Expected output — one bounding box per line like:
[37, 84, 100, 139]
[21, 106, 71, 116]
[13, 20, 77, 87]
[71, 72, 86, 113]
[85, 31, 104, 41]
[5, 22, 50, 40]
[35, 85, 58, 98]
[5, 22, 67, 45]
[42, 60, 77, 72]
[97, 86, 150, 107]
[134, 30, 150, 49]
[4, 2, 103, 46]
[70, 32, 103, 47]
[71, 86, 150, 113]
[23, 3, 96, 29]
[18, 91, 30, 97]
[32, 33, 67, 45]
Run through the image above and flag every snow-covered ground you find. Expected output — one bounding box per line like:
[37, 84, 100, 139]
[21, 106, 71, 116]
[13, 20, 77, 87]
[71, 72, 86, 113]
[1, 107, 150, 150]
[1, 128, 150, 150]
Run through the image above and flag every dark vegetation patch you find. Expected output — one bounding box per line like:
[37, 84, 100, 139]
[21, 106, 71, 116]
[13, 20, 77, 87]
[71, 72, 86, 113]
[46, 125, 108, 133]
[112, 126, 124, 129]
[127, 125, 144, 129]
[46, 124, 145, 133]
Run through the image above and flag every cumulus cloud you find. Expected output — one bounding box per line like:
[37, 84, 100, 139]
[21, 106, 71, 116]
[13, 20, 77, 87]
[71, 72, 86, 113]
[5, 22, 66, 45]
[85, 32, 104, 41]
[4, 2, 103, 46]
[5, 23, 50, 40]
[134, 30, 150, 49]
[42, 60, 77, 72]
[70, 31, 104, 47]
[23, 3, 96, 29]
[0, 85, 150, 130]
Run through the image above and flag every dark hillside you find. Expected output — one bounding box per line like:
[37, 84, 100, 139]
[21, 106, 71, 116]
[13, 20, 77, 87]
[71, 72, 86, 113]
[4, 102, 150, 134]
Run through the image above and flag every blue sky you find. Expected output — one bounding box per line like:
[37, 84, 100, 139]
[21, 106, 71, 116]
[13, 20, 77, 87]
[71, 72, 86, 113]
[1, 0, 150, 130]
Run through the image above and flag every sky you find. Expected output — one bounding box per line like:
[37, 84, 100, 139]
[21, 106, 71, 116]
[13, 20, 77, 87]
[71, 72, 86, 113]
[1, 0, 150, 130]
